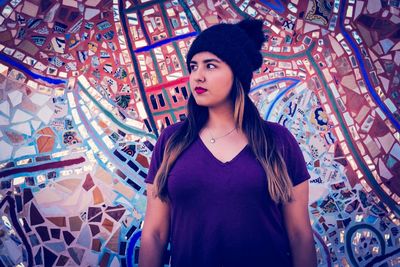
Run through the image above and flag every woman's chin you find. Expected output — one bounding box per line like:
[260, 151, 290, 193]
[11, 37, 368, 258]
[193, 97, 211, 107]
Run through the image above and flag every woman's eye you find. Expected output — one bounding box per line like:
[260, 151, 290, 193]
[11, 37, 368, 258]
[190, 65, 197, 71]
[207, 64, 216, 69]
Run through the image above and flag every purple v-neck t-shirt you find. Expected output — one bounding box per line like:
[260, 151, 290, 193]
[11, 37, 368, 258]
[145, 121, 310, 267]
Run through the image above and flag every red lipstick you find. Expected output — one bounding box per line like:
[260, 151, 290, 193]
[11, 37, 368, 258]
[195, 86, 207, 94]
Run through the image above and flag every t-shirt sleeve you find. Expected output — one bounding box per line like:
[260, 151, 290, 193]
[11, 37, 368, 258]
[281, 127, 310, 186]
[144, 127, 172, 184]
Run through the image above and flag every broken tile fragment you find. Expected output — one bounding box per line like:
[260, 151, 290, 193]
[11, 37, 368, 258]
[55, 255, 69, 266]
[85, 0, 101, 7]
[85, 8, 100, 20]
[30, 203, 45, 226]
[105, 205, 125, 222]
[23, 188, 34, 204]
[92, 187, 104, 204]
[69, 216, 82, 231]
[62, 231, 75, 246]
[92, 238, 102, 252]
[88, 207, 101, 220]
[37, 135, 55, 153]
[136, 153, 149, 168]
[67, 247, 85, 265]
[102, 218, 113, 233]
[43, 246, 58, 267]
[34, 247, 43, 265]
[106, 227, 120, 252]
[36, 226, 50, 242]
[21, 1, 39, 17]
[99, 252, 110, 267]
[94, 166, 112, 184]
[82, 174, 95, 191]
[46, 242, 66, 253]
[76, 225, 91, 248]
[51, 228, 61, 239]
[47, 217, 66, 227]
[89, 224, 100, 236]
[29, 233, 40, 246]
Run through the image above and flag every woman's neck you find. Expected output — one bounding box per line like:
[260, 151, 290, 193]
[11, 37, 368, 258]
[206, 103, 236, 130]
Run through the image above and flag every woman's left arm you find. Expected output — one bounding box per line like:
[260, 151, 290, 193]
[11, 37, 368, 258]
[283, 180, 317, 267]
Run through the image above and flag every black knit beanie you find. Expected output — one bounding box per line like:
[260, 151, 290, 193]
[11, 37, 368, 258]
[186, 19, 266, 93]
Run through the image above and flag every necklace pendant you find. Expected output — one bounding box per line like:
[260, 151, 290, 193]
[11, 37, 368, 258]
[210, 138, 216, 144]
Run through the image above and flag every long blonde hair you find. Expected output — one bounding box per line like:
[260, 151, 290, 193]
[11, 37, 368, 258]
[153, 78, 293, 203]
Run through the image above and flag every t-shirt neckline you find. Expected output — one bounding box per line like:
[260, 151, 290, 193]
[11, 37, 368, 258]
[197, 136, 249, 166]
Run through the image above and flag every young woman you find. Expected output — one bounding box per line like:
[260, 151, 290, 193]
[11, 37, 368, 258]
[139, 19, 317, 267]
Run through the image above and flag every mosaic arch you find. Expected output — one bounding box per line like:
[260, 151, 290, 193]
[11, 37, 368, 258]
[0, 0, 399, 266]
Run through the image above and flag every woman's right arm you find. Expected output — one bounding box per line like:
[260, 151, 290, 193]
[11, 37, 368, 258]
[139, 184, 170, 267]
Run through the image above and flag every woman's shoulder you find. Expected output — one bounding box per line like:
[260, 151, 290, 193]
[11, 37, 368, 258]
[262, 120, 299, 150]
[262, 120, 302, 155]
[262, 120, 291, 137]
[158, 120, 186, 141]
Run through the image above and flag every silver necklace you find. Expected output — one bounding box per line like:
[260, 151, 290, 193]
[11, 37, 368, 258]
[208, 127, 237, 144]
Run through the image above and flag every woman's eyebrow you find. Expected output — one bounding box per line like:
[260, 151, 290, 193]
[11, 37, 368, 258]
[203, 58, 221, 64]
[190, 58, 221, 64]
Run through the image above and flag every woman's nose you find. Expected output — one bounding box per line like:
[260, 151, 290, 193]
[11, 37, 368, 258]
[195, 73, 205, 83]
[193, 68, 205, 82]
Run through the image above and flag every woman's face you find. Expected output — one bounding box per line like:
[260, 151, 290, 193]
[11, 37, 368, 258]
[189, 52, 234, 108]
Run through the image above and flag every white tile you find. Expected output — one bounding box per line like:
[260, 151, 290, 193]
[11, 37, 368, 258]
[27, 80, 38, 90]
[303, 22, 320, 34]
[14, 145, 36, 158]
[37, 105, 53, 124]
[391, 14, 400, 24]
[0, 140, 13, 161]
[50, 37, 65, 54]
[136, 101, 148, 119]
[384, 98, 397, 113]
[33, 184, 66, 205]
[30, 93, 51, 106]
[343, 112, 354, 126]
[0, 114, 9, 125]
[354, 1, 364, 19]
[12, 109, 33, 123]
[392, 41, 400, 51]
[21, 1, 39, 17]
[390, 143, 400, 161]
[11, 122, 31, 135]
[380, 38, 394, 54]
[63, 0, 78, 8]
[8, 90, 23, 107]
[394, 51, 400, 66]
[2, 5, 12, 18]
[77, 75, 90, 89]
[0, 63, 8, 75]
[110, 256, 119, 267]
[85, 0, 101, 6]
[367, 0, 381, 14]
[84, 7, 100, 20]
[379, 76, 390, 92]
[31, 120, 42, 130]
[378, 158, 393, 180]
[0, 101, 10, 116]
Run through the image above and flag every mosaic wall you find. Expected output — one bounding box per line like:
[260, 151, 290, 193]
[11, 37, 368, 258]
[0, 0, 399, 266]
